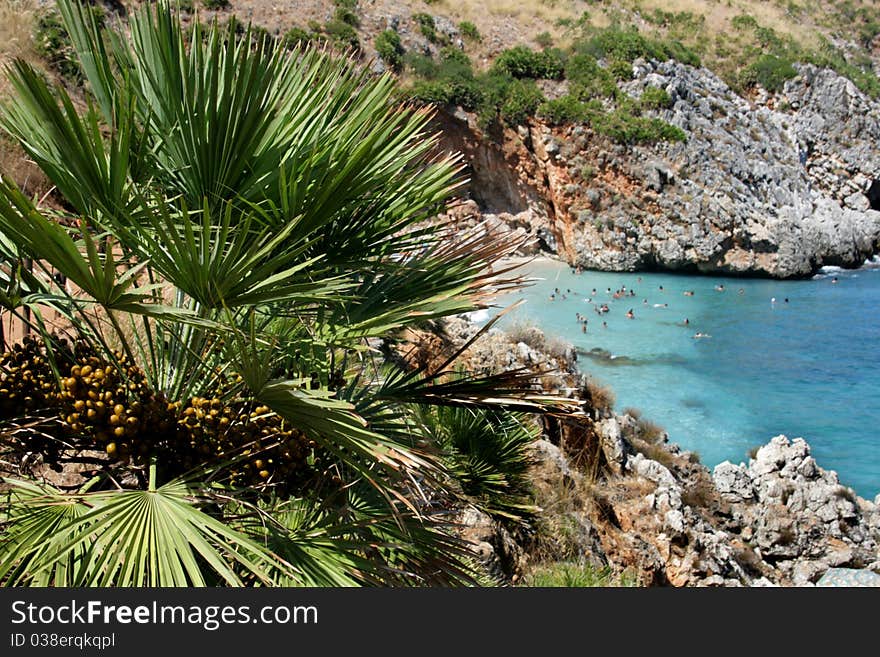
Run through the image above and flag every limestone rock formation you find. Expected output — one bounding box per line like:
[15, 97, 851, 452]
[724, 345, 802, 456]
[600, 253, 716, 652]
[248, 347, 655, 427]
[440, 61, 880, 277]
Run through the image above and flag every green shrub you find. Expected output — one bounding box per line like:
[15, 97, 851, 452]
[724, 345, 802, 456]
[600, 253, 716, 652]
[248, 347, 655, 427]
[589, 110, 686, 144]
[662, 39, 701, 68]
[607, 58, 633, 80]
[459, 21, 481, 42]
[755, 26, 784, 50]
[731, 13, 758, 31]
[374, 30, 403, 70]
[333, 0, 358, 8]
[404, 52, 438, 78]
[577, 28, 700, 67]
[535, 31, 554, 49]
[494, 45, 564, 79]
[522, 561, 638, 587]
[411, 77, 481, 111]
[409, 80, 452, 105]
[565, 54, 618, 99]
[446, 78, 483, 110]
[439, 46, 470, 67]
[499, 79, 544, 125]
[281, 27, 318, 50]
[201, 0, 229, 9]
[565, 52, 603, 82]
[473, 72, 513, 128]
[640, 85, 672, 110]
[414, 13, 440, 43]
[538, 95, 590, 125]
[744, 54, 797, 92]
[334, 7, 359, 27]
[406, 49, 481, 111]
[323, 20, 360, 51]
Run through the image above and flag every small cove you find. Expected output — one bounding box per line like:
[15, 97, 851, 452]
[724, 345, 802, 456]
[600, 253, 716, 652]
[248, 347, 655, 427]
[491, 257, 880, 498]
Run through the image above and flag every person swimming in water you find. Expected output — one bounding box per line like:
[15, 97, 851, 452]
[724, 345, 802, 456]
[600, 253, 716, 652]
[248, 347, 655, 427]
[832, 277, 839, 284]
[715, 284, 725, 292]
[626, 309, 634, 319]
[602, 321, 608, 329]
[693, 332, 711, 339]
[683, 290, 694, 296]
[684, 318, 689, 325]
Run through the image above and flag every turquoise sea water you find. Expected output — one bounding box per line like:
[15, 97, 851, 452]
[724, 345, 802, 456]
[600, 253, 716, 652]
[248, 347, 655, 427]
[491, 258, 880, 499]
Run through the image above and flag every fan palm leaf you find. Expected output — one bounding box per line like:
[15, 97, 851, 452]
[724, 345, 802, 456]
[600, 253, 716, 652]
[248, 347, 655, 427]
[0, 476, 297, 587]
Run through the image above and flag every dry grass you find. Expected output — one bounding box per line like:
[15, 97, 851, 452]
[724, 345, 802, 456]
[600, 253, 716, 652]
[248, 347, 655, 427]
[0, 1, 38, 95]
[632, 439, 677, 470]
[583, 378, 615, 414]
[0, 0, 54, 196]
[506, 319, 547, 350]
[680, 473, 717, 509]
[635, 417, 665, 444]
[621, 406, 642, 420]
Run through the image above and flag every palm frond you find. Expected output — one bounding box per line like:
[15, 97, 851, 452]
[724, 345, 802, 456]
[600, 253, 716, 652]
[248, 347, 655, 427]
[0, 477, 296, 586]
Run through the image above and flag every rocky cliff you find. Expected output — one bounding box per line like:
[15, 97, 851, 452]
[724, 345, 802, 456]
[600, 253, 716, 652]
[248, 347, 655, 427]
[439, 61, 880, 278]
[435, 317, 880, 586]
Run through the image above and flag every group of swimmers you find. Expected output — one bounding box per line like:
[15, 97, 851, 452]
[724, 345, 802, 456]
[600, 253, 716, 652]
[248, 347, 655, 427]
[556, 279, 724, 339]
[550, 272, 838, 343]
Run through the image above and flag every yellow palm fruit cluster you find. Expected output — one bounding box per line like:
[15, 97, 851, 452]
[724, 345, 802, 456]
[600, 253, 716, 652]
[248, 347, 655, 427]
[0, 335, 64, 417]
[58, 348, 173, 465]
[0, 336, 317, 487]
[177, 398, 314, 485]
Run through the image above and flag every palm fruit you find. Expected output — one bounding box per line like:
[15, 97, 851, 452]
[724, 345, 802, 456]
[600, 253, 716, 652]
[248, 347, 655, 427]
[1, 335, 317, 489]
[0, 335, 68, 417]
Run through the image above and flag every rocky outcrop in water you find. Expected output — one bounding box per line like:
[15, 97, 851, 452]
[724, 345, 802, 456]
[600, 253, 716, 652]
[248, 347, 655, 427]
[713, 435, 880, 584]
[440, 61, 880, 278]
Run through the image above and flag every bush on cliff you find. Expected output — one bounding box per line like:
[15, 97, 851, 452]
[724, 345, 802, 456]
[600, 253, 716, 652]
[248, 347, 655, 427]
[375, 29, 403, 70]
[640, 85, 673, 110]
[499, 79, 545, 126]
[741, 54, 797, 92]
[493, 45, 565, 80]
[576, 27, 700, 68]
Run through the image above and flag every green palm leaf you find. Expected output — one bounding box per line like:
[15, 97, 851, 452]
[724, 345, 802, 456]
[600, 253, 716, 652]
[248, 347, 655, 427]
[0, 477, 296, 587]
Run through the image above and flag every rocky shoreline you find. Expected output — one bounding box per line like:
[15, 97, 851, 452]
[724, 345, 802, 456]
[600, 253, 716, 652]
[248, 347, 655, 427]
[438, 316, 880, 586]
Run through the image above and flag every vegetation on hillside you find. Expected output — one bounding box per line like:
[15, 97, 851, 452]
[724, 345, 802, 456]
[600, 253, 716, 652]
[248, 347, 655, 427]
[401, 20, 693, 143]
[27, 0, 880, 144]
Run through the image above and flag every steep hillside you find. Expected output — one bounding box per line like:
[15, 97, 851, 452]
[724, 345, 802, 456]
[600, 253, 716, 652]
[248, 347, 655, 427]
[3, 0, 880, 276]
